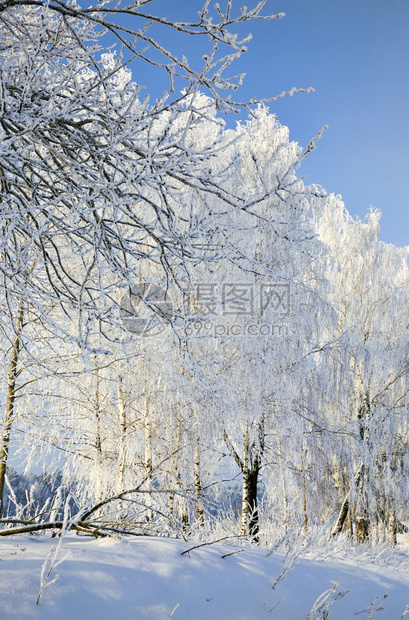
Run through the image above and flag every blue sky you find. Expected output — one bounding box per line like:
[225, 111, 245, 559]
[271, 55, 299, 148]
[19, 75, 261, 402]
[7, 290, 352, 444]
[107, 0, 409, 247]
[236, 0, 409, 247]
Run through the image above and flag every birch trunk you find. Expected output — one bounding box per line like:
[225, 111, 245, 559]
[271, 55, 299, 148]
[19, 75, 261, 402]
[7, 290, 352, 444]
[331, 493, 350, 538]
[388, 501, 397, 545]
[168, 407, 189, 528]
[194, 436, 204, 523]
[331, 468, 360, 538]
[239, 423, 260, 540]
[239, 423, 250, 537]
[355, 465, 369, 543]
[144, 394, 152, 481]
[144, 393, 153, 521]
[0, 305, 24, 518]
[117, 375, 127, 488]
[247, 465, 260, 541]
[276, 435, 288, 534]
[93, 363, 103, 502]
[300, 449, 308, 534]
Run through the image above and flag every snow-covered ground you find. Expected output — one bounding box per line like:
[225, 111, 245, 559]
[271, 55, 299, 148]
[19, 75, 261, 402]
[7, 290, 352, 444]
[1, 535, 409, 619]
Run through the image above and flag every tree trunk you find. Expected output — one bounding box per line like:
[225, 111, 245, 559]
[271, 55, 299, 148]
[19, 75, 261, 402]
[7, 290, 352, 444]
[355, 390, 370, 542]
[388, 503, 397, 545]
[117, 375, 127, 488]
[247, 465, 260, 541]
[239, 423, 250, 538]
[331, 465, 372, 542]
[169, 350, 189, 529]
[301, 448, 308, 534]
[239, 423, 260, 541]
[168, 407, 189, 529]
[356, 513, 369, 543]
[0, 305, 24, 518]
[276, 435, 288, 534]
[331, 493, 350, 538]
[355, 465, 369, 543]
[93, 363, 103, 502]
[194, 435, 204, 524]
[144, 392, 153, 521]
[167, 464, 175, 516]
[144, 394, 153, 481]
[223, 418, 262, 541]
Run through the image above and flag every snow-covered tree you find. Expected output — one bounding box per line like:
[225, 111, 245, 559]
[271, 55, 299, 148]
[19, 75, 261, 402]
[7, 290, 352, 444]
[0, 1, 306, 348]
[312, 197, 409, 543]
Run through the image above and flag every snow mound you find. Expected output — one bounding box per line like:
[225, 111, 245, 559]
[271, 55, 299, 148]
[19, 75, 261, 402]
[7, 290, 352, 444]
[0, 535, 408, 619]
